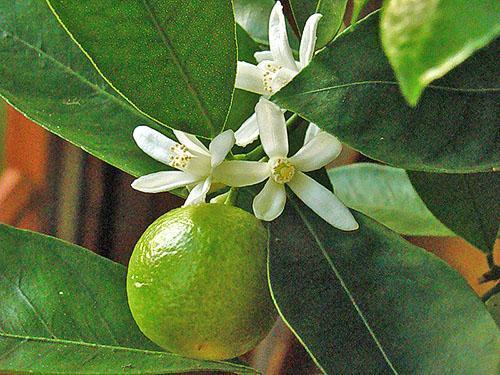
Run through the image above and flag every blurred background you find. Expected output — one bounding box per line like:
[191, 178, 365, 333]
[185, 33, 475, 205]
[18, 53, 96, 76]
[0, 0, 497, 373]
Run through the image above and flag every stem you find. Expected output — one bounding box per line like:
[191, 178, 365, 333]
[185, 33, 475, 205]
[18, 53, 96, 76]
[243, 114, 301, 161]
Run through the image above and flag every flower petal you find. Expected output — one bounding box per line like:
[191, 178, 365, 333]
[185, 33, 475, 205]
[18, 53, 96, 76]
[184, 176, 212, 206]
[299, 14, 322, 68]
[253, 179, 286, 221]
[236, 61, 266, 95]
[288, 172, 358, 231]
[131, 171, 199, 193]
[184, 156, 212, 177]
[270, 67, 298, 94]
[289, 131, 342, 172]
[173, 130, 210, 156]
[209, 130, 235, 168]
[268, 2, 298, 71]
[256, 98, 288, 158]
[254, 50, 273, 63]
[133, 126, 176, 165]
[304, 122, 321, 145]
[235, 113, 260, 147]
[213, 160, 270, 187]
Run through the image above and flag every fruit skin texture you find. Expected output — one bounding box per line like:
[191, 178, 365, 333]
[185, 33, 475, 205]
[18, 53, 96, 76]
[127, 203, 276, 360]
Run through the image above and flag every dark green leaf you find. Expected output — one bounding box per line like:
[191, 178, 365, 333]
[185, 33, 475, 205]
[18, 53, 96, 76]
[381, 0, 500, 105]
[46, 0, 237, 138]
[0, 0, 171, 178]
[328, 163, 454, 236]
[351, 0, 369, 24]
[268, 198, 499, 374]
[225, 26, 260, 132]
[0, 224, 256, 374]
[272, 13, 500, 173]
[233, 0, 275, 45]
[289, 0, 347, 48]
[408, 171, 499, 253]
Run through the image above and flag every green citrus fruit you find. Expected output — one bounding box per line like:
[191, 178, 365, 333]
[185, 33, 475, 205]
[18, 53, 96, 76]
[127, 203, 276, 360]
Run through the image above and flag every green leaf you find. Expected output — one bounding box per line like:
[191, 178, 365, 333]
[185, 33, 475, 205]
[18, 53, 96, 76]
[272, 12, 500, 173]
[381, 0, 500, 105]
[0, 224, 256, 374]
[46, 0, 237, 138]
[225, 26, 260, 132]
[289, 0, 347, 48]
[485, 293, 500, 326]
[351, 0, 369, 24]
[233, 0, 275, 45]
[268, 197, 499, 374]
[408, 171, 499, 253]
[0, 0, 171, 178]
[328, 163, 454, 236]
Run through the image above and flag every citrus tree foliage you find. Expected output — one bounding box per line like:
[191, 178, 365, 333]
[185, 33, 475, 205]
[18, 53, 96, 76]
[0, 0, 498, 373]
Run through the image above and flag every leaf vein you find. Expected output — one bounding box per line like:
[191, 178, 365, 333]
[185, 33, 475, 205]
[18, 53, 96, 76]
[3, 31, 142, 118]
[141, 0, 215, 131]
[283, 80, 499, 96]
[0, 272, 57, 339]
[288, 196, 399, 375]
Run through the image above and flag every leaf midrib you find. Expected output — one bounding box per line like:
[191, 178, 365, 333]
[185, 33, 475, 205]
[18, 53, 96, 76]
[0, 332, 253, 372]
[140, 0, 215, 132]
[2, 30, 145, 119]
[283, 80, 500, 97]
[288, 196, 399, 374]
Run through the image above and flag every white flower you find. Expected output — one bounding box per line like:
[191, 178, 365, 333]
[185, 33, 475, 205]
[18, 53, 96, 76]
[234, 1, 322, 146]
[131, 126, 235, 206]
[214, 98, 358, 231]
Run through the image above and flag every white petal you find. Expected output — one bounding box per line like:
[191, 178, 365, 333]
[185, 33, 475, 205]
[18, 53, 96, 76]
[270, 66, 298, 93]
[268, 2, 298, 71]
[131, 171, 199, 193]
[133, 126, 176, 165]
[304, 122, 321, 145]
[299, 14, 322, 68]
[288, 172, 358, 231]
[183, 177, 212, 206]
[213, 161, 270, 187]
[173, 130, 210, 156]
[184, 155, 212, 177]
[255, 98, 288, 159]
[209, 130, 235, 168]
[253, 179, 286, 221]
[254, 50, 273, 63]
[236, 61, 266, 95]
[235, 113, 260, 147]
[289, 131, 342, 172]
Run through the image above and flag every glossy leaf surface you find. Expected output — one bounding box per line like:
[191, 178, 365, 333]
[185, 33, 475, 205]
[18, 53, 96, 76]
[0, 224, 256, 374]
[47, 0, 237, 138]
[0, 0, 169, 178]
[234, 0, 275, 45]
[381, 0, 500, 105]
[289, 0, 347, 48]
[272, 13, 500, 173]
[409, 171, 499, 253]
[328, 163, 453, 236]
[268, 196, 499, 374]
